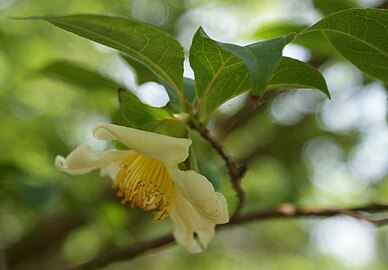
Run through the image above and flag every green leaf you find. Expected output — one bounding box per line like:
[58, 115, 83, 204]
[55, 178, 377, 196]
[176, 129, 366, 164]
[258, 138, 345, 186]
[302, 8, 388, 83]
[121, 54, 158, 85]
[36, 15, 184, 96]
[252, 22, 335, 57]
[118, 88, 172, 130]
[189, 28, 250, 122]
[160, 80, 183, 113]
[220, 33, 295, 95]
[268, 57, 330, 98]
[157, 77, 197, 114]
[183, 77, 196, 106]
[293, 31, 336, 57]
[40, 60, 119, 89]
[190, 28, 293, 122]
[120, 54, 196, 110]
[154, 119, 188, 138]
[121, 54, 189, 114]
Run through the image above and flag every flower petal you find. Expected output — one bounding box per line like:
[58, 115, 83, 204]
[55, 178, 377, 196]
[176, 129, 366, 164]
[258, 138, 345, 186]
[168, 168, 229, 224]
[55, 144, 130, 175]
[170, 192, 216, 253]
[92, 122, 191, 165]
[100, 160, 122, 180]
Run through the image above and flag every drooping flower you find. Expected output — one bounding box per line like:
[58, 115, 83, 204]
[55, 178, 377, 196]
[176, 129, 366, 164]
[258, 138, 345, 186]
[55, 122, 229, 252]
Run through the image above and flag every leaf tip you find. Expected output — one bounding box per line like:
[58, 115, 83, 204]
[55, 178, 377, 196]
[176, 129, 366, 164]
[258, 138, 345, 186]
[196, 26, 209, 38]
[325, 90, 332, 100]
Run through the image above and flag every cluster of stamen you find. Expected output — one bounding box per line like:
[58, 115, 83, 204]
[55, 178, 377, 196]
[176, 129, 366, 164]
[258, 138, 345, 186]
[113, 151, 176, 222]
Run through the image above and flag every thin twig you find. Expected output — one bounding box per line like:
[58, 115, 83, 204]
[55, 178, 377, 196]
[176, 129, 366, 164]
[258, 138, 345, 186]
[191, 125, 246, 220]
[66, 203, 388, 270]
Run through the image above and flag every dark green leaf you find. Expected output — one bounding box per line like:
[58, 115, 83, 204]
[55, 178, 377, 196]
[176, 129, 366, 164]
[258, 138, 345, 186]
[118, 88, 171, 130]
[190, 28, 294, 122]
[121, 54, 158, 84]
[157, 77, 197, 114]
[154, 119, 188, 138]
[189, 28, 250, 122]
[121, 54, 196, 110]
[160, 81, 182, 113]
[220, 33, 295, 95]
[302, 8, 388, 83]
[252, 21, 335, 57]
[183, 77, 196, 106]
[293, 31, 336, 57]
[40, 60, 119, 89]
[268, 57, 330, 98]
[37, 15, 184, 95]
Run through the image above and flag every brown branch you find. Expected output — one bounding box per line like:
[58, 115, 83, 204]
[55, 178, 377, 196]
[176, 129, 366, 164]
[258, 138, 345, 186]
[66, 203, 388, 270]
[191, 125, 246, 220]
[66, 234, 174, 270]
[229, 203, 388, 226]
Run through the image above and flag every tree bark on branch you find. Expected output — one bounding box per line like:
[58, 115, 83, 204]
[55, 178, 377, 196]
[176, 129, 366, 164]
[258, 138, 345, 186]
[66, 203, 388, 270]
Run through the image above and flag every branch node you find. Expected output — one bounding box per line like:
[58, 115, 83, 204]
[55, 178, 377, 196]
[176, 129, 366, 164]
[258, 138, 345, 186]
[278, 203, 297, 216]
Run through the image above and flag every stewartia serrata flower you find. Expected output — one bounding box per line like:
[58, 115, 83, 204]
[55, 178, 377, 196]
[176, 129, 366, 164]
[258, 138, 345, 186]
[55, 122, 229, 252]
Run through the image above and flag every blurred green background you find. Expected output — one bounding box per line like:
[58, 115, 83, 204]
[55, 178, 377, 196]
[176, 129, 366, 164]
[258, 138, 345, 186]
[1, 0, 388, 269]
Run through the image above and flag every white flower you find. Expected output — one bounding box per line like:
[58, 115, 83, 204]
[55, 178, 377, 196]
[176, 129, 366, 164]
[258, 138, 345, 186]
[55, 122, 229, 252]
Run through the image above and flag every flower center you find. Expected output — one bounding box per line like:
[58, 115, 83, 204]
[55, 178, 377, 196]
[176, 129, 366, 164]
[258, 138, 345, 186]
[113, 151, 176, 222]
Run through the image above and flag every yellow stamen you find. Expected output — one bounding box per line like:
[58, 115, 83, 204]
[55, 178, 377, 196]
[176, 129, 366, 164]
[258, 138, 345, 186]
[113, 151, 177, 222]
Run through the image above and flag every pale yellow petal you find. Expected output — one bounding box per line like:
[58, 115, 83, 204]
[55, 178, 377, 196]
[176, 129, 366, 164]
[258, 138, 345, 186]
[170, 192, 216, 253]
[168, 167, 229, 224]
[100, 160, 122, 180]
[92, 122, 191, 165]
[55, 144, 130, 175]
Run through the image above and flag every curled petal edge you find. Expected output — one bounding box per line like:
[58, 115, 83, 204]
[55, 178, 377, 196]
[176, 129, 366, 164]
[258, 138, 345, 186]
[55, 144, 130, 175]
[92, 122, 192, 165]
[170, 192, 216, 253]
[168, 168, 229, 224]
